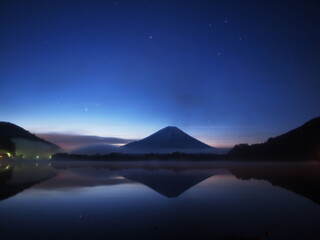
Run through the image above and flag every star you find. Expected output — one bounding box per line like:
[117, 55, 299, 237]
[149, 35, 153, 39]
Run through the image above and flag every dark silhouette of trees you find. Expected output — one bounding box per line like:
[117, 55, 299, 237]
[0, 121, 59, 150]
[228, 117, 320, 160]
[0, 136, 15, 156]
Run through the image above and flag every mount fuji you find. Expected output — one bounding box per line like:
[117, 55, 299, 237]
[122, 126, 220, 154]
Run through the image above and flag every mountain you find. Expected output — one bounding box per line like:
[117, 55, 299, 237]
[228, 116, 320, 159]
[0, 122, 57, 145]
[0, 122, 60, 158]
[123, 126, 218, 153]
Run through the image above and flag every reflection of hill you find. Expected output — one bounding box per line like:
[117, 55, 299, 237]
[0, 177, 48, 201]
[120, 169, 216, 198]
[0, 164, 56, 201]
[229, 163, 320, 205]
[0, 165, 14, 183]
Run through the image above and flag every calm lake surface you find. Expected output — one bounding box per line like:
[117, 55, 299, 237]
[1, 160, 320, 240]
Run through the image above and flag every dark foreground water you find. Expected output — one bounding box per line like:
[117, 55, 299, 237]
[1, 160, 320, 240]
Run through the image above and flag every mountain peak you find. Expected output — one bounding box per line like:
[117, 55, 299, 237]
[157, 126, 185, 138]
[165, 126, 179, 129]
[123, 126, 217, 153]
[161, 126, 181, 133]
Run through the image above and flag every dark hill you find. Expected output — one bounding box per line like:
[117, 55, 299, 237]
[123, 126, 217, 153]
[228, 117, 320, 159]
[0, 122, 59, 153]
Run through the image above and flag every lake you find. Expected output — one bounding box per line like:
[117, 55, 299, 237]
[1, 160, 320, 240]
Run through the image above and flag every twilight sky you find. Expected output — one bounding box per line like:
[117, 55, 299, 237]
[1, 0, 320, 148]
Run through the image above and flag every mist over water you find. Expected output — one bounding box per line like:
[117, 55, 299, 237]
[12, 138, 58, 159]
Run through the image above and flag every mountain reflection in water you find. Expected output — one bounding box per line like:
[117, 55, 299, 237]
[1, 161, 320, 203]
[0, 160, 320, 240]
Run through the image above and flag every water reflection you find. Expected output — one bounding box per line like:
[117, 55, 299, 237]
[1, 161, 320, 204]
[0, 161, 320, 240]
[229, 163, 320, 205]
[0, 162, 56, 201]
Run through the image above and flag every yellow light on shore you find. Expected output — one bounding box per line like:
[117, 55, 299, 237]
[36, 155, 39, 159]
[7, 152, 11, 157]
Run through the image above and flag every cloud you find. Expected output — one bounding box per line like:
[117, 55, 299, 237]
[36, 133, 137, 150]
[70, 143, 121, 155]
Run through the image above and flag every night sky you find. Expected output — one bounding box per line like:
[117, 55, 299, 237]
[1, 0, 320, 148]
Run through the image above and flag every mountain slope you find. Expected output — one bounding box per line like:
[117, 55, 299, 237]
[123, 126, 216, 153]
[0, 122, 60, 157]
[228, 117, 320, 159]
[0, 122, 57, 146]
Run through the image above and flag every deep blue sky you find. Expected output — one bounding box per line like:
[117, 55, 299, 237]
[1, 0, 320, 147]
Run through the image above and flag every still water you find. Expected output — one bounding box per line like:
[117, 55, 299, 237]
[1, 160, 320, 240]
